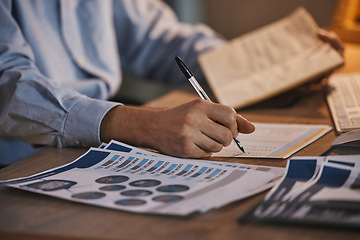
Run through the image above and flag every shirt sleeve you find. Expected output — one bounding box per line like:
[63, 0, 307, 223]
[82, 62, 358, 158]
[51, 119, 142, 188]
[113, 0, 227, 83]
[0, 1, 120, 148]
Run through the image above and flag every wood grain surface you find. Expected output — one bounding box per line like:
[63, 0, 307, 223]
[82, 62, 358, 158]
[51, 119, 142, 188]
[1, 43, 359, 240]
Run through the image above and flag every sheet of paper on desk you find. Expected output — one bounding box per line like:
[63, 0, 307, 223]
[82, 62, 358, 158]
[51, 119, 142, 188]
[104, 140, 285, 211]
[212, 123, 331, 159]
[0, 142, 284, 216]
[248, 155, 360, 228]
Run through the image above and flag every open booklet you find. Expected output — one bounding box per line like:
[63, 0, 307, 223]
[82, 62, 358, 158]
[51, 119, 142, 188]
[199, 7, 344, 109]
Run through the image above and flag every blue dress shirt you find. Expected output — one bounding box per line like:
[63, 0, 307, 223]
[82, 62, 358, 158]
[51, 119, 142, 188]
[0, 0, 225, 164]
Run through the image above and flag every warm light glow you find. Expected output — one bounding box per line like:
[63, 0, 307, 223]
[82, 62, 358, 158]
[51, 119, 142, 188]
[332, 0, 360, 42]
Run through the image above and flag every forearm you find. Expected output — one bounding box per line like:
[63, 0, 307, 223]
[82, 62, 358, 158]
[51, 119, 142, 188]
[100, 105, 161, 148]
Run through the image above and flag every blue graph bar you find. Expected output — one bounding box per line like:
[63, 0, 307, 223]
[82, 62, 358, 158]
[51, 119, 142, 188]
[147, 161, 164, 172]
[131, 159, 149, 170]
[177, 164, 194, 176]
[116, 157, 134, 169]
[161, 164, 177, 174]
[205, 169, 222, 179]
[101, 154, 120, 167]
[191, 166, 208, 178]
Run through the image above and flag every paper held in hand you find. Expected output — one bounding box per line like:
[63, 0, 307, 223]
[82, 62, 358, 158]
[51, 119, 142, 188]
[198, 7, 344, 109]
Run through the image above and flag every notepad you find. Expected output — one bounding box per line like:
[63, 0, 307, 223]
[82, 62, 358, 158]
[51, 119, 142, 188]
[212, 123, 332, 159]
[199, 7, 344, 109]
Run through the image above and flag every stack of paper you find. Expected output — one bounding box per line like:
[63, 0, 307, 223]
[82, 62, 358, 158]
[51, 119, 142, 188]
[244, 155, 360, 229]
[0, 140, 284, 216]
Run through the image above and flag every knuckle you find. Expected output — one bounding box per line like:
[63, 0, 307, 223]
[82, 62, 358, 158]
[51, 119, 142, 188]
[206, 139, 223, 152]
[190, 99, 207, 109]
[228, 108, 238, 122]
[175, 129, 196, 157]
[183, 111, 197, 124]
[223, 107, 237, 125]
[221, 131, 233, 146]
[225, 138, 233, 147]
[177, 125, 192, 141]
[213, 143, 223, 152]
[181, 143, 197, 158]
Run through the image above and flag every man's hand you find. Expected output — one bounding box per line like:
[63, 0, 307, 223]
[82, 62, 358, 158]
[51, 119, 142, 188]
[317, 28, 344, 56]
[100, 99, 255, 158]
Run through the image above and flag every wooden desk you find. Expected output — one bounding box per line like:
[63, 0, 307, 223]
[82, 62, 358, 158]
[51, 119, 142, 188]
[1, 43, 360, 240]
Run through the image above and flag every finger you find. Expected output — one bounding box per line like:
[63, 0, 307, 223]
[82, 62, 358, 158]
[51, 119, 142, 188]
[205, 103, 239, 134]
[236, 114, 255, 134]
[194, 131, 224, 153]
[317, 29, 344, 56]
[204, 102, 254, 138]
[184, 143, 214, 158]
[161, 130, 215, 158]
[180, 133, 222, 158]
[200, 117, 234, 146]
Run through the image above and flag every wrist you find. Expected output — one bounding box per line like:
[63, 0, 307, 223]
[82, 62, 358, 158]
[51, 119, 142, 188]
[100, 105, 163, 149]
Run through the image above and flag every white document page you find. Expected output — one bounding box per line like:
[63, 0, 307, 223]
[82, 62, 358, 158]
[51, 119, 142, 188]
[104, 140, 285, 176]
[326, 73, 360, 132]
[0, 144, 281, 216]
[104, 140, 285, 213]
[212, 123, 331, 159]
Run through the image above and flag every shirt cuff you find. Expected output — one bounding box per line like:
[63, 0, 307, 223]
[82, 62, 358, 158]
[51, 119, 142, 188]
[63, 97, 122, 147]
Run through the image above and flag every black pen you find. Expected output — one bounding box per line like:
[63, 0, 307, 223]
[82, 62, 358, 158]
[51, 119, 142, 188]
[175, 56, 245, 153]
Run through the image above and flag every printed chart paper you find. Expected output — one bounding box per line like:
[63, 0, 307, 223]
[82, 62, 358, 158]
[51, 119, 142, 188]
[104, 140, 285, 211]
[248, 155, 360, 229]
[212, 123, 331, 159]
[0, 142, 284, 216]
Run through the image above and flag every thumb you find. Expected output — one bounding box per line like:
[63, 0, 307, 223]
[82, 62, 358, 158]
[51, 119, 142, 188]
[236, 115, 255, 134]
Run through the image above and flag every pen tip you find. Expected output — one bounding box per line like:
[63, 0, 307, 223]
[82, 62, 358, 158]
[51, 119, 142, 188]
[240, 146, 245, 153]
[234, 138, 245, 153]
